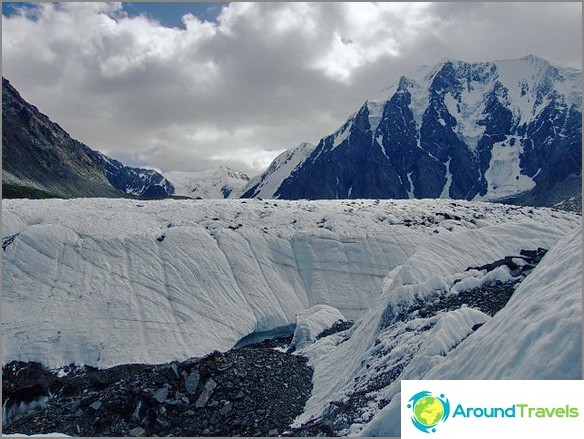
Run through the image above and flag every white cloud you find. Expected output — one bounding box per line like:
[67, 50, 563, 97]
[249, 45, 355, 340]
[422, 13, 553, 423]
[2, 2, 581, 176]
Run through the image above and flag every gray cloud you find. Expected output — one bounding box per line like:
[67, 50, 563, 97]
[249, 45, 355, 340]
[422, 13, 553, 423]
[2, 2, 581, 176]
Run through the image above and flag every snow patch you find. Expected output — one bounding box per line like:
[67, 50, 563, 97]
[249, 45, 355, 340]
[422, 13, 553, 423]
[449, 265, 514, 294]
[2, 434, 70, 438]
[443, 88, 488, 152]
[440, 158, 452, 198]
[366, 100, 385, 133]
[480, 136, 536, 200]
[332, 124, 351, 149]
[406, 172, 415, 199]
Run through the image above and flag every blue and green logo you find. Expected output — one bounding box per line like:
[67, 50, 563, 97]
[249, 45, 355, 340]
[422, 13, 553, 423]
[408, 391, 450, 433]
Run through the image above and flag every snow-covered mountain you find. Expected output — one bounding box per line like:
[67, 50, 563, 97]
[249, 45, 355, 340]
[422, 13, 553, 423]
[242, 56, 581, 208]
[96, 152, 175, 199]
[164, 167, 250, 199]
[2, 197, 579, 369]
[2, 77, 174, 199]
[241, 142, 316, 199]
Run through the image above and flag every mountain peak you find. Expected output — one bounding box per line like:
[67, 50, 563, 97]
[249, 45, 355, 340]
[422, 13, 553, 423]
[519, 54, 549, 64]
[242, 56, 581, 208]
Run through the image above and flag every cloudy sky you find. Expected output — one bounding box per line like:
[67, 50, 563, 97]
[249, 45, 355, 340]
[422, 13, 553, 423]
[2, 2, 581, 177]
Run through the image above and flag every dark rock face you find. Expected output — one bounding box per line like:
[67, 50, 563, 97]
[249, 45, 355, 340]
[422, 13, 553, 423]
[2, 337, 313, 437]
[246, 57, 581, 209]
[2, 77, 121, 198]
[2, 77, 173, 199]
[276, 104, 407, 200]
[95, 153, 174, 199]
[516, 93, 582, 211]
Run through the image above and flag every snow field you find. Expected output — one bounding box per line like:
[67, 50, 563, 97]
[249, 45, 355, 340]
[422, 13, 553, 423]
[164, 167, 249, 199]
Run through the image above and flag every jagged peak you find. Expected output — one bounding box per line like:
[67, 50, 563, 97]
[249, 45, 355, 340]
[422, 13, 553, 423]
[518, 54, 551, 65]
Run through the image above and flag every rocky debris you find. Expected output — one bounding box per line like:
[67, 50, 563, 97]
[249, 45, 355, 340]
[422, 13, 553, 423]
[2, 336, 313, 437]
[383, 248, 548, 327]
[395, 281, 519, 324]
[467, 247, 547, 275]
[185, 371, 200, 394]
[2, 233, 18, 251]
[2, 360, 62, 424]
[129, 426, 146, 437]
[151, 387, 169, 403]
[315, 320, 354, 340]
[194, 378, 217, 408]
[552, 194, 582, 214]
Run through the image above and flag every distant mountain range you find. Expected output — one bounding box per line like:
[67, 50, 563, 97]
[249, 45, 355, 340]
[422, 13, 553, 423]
[96, 152, 174, 199]
[241, 55, 581, 210]
[3, 55, 581, 209]
[2, 77, 174, 199]
[164, 167, 250, 199]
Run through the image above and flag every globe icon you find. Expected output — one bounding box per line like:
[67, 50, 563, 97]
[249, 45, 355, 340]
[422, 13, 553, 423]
[413, 396, 444, 426]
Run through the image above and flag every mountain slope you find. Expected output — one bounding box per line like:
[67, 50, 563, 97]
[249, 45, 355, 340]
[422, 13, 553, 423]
[242, 56, 581, 207]
[2, 77, 121, 198]
[241, 142, 316, 199]
[97, 153, 174, 199]
[2, 78, 174, 199]
[164, 167, 250, 199]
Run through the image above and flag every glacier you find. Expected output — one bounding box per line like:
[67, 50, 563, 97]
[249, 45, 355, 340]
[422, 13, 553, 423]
[293, 219, 581, 436]
[2, 197, 425, 368]
[2, 197, 580, 438]
[3, 198, 578, 371]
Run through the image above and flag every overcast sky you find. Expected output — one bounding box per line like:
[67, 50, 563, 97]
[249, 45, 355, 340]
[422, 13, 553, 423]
[2, 2, 582, 176]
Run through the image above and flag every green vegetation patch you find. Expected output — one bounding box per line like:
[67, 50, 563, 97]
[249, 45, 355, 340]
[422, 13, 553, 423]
[2, 183, 67, 199]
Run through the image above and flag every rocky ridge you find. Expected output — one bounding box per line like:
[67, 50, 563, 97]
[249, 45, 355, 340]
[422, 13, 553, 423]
[2, 77, 121, 198]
